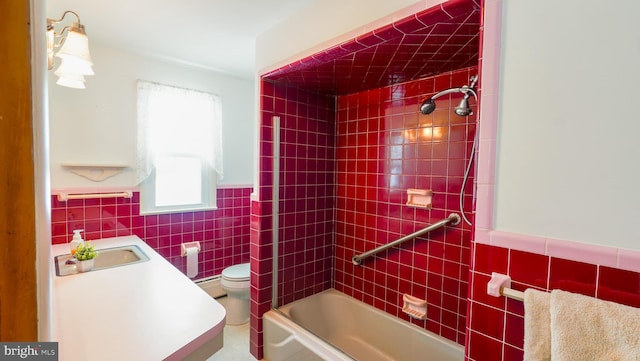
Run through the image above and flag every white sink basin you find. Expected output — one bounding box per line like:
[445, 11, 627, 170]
[55, 245, 150, 276]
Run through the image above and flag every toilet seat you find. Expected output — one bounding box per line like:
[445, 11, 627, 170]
[222, 263, 250, 282]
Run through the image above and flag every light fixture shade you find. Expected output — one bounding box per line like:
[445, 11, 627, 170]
[56, 27, 93, 65]
[56, 74, 86, 89]
[55, 57, 94, 77]
[48, 11, 94, 88]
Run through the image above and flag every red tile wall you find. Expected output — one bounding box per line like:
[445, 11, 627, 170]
[333, 67, 477, 345]
[252, 67, 478, 357]
[50, 187, 251, 279]
[270, 82, 336, 306]
[250, 80, 336, 358]
[466, 243, 640, 361]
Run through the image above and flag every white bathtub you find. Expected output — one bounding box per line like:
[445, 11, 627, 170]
[263, 289, 464, 361]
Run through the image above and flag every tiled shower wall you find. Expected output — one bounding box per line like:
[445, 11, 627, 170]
[249, 67, 478, 358]
[272, 81, 337, 306]
[334, 67, 477, 345]
[250, 80, 337, 357]
[50, 187, 251, 279]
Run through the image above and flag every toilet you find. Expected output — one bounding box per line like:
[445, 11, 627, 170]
[220, 263, 250, 325]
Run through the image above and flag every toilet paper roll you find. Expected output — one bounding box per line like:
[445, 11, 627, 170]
[185, 246, 199, 278]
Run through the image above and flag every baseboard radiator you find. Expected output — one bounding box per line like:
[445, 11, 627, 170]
[196, 275, 226, 298]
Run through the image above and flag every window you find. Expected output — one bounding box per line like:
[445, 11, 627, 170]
[136, 80, 223, 214]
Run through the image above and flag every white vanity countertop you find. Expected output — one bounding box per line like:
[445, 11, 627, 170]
[52, 235, 226, 361]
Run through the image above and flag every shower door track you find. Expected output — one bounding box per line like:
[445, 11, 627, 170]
[272, 116, 280, 309]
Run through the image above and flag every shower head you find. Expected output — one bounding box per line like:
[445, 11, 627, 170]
[455, 74, 478, 115]
[420, 98, 436, 115]
[420, 74, 478, 116]
[454, 94, 473, 116]
[419, 87, 461, 115]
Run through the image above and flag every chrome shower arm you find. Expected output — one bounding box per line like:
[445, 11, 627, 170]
[430, 87, 465, 100]
[430, 86, 477, 100]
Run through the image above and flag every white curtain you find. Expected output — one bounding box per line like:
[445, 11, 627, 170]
[136, 80, 223, 184]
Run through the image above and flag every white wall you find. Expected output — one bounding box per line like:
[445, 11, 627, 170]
[495, 0, 640, 250]
[49, 45, 254, 190]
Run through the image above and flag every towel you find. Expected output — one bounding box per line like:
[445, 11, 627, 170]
[523, 288, 551, 361]
[550, 289, 640, 361]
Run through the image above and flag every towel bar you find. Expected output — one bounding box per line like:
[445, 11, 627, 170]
[57, 191, 133, 201]
[500, 286, 524, 301]
[487, 272, 525, 301]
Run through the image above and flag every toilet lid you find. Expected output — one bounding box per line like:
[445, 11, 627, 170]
[222, 263, 250, 281]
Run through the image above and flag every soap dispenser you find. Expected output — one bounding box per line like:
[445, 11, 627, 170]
[70, 229, 84, 254]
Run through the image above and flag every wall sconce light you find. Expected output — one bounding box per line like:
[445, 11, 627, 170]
[47, 10, 94, 89]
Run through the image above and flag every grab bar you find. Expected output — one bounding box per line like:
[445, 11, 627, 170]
[352, 213, 461, 266]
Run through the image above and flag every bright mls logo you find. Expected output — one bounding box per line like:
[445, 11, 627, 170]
[0, 343, 57, 360]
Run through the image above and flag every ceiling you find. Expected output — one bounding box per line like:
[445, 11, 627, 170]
[46, 0, 314, 80]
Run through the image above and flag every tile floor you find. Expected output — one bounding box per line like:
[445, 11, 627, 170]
[207, 297, 258, 361]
